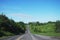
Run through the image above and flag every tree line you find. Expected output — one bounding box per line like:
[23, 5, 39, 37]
[0, 14, 26, 37]
[29, 21, 60, 33]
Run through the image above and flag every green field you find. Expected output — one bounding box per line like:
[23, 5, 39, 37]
[31, 32, 60, 36]
[29, 22, 60, 36]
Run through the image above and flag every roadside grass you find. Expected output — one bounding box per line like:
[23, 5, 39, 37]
[0, 31, 15, 38]
[0, 35, 12, 39]
[0, 36, 8, 39]
[31, 31, 60, 36]
[36, 33, 60, 36]
[30, 23, 60, 36]
[30, 28, 60, 36]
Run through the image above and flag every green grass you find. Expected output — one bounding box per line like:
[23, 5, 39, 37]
[30, 31, 60, 36]
[36, 33, 60, 36]
[3, 32, 15, 36]
[30, 30, 60, 36]
[30, 23, 60, 36]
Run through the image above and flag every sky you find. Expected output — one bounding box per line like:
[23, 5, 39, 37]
[0, 0, 60, 23]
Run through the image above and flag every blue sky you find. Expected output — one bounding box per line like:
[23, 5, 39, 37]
[0, 0, 60, 23]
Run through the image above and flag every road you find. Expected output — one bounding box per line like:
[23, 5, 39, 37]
[0, 25, 60, 40]
[20, 25, 60, 40]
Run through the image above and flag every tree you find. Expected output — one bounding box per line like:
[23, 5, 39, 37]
[55, 20, 60, 32]
[0, 14, 26, 37]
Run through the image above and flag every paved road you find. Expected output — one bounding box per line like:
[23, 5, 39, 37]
[0, 35, 21, 40]
[0, 25, 60, 40]
[20, 31, 60, 40]
[20, 25, 60, 40]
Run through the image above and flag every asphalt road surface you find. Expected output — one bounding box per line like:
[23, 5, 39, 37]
[20, 25, 60, 40]
[0, 25, 60, 40]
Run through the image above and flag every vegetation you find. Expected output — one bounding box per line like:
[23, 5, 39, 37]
[0, 13, 60, 37]
[0, 14, 26, 37]
[29, 21, 60, 36]
[55, 20, 60, 33]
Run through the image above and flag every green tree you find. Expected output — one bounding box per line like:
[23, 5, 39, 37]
[55, 20, 60, 32]
[0, 14, 26, 37]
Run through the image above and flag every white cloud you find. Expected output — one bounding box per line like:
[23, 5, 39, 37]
[6, 13, 49, 23]
[8, 13, 32, 18]
[6, 13, 36, 23]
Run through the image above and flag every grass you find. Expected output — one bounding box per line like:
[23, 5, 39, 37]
[30, 23, 60, 36]
[31, 31, 60, 36]
[0, 31, 15, 38]
[36, 33, 60, 36]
